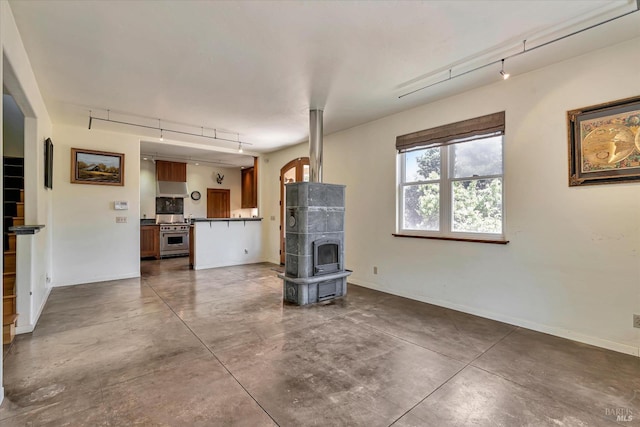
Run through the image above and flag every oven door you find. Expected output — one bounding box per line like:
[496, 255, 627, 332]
[160, 231, 189, 256]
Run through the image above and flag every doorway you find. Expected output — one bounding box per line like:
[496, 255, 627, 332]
[279, 157, 309, 264]
[207, 188, 230, 218]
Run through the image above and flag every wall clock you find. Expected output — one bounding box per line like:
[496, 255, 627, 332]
[190, 191, 201, 201]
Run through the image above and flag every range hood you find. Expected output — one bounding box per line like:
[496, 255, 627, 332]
[156, 181, 189, 198]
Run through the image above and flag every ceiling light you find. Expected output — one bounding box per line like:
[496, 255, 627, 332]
[143, 157, 148, 161]
[500, 59, 510, 80]
[399, 3, 640, 99]
[194, 163, 199, 166]
[87, 110, 253, 150]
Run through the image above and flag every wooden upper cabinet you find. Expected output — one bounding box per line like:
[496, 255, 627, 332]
[241, 157, 258, 209]
[156, 160, 187, 182]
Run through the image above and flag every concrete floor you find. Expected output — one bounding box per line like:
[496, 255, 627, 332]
[0, 258, 638, 426]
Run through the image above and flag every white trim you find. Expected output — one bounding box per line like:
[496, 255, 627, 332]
[397, 136, 505, 238]
[16, 284, 52, 335]
[52, 272, 141, 288]
[0, 386, 4, 405]
[349, 278, 640, 358]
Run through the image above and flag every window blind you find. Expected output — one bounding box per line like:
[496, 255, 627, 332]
[396, 111, 505, 153]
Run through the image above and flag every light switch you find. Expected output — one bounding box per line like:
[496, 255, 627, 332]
[116, 216, 127, 223]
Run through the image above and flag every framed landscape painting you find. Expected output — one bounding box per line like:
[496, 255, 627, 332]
[568, 95, 640, 186]
[71, 148, 125, 186]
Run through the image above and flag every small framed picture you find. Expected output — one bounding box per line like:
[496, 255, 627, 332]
[567, 95, 640, 186]
[71, 148, 125, 186]
[44, 138, 53, 189]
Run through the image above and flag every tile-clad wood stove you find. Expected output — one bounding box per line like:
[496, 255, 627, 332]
[279, 182, 351, 305]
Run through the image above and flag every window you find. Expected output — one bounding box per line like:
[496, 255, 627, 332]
[396, 112, 505, 242]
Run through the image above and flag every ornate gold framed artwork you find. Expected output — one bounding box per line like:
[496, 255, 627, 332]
[71, 148, 125, 186]
[568, 95, 640, 186]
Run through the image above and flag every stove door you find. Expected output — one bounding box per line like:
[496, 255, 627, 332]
[160, 231, 189, 256]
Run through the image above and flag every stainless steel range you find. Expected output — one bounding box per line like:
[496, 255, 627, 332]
[156, 214, 189, 258]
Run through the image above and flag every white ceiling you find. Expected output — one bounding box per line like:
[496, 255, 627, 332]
[140, 140, 255, 168]
[8, 0, 640, 156]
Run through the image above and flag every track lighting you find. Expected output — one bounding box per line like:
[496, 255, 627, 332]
[86, 110, 253, 150]
[399, 2, 639, 99]
[500, 59, 510, 80]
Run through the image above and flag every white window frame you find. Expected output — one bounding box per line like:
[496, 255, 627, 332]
[397, 136, 505, 242]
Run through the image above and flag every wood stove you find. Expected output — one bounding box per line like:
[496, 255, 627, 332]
[278, 182, 351, 305]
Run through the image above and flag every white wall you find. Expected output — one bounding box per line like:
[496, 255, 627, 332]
[51, 124, 140, 286]
[186, 164, 251, 218]
[140, 159, 155, 219]
[1, 0, 55, 399]
[261, 37, 640, 356]
[140, 160, 253, 219]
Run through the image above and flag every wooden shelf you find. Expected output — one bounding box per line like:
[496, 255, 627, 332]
[3, 313, 18, 326]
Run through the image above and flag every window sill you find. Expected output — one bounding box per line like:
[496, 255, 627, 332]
[392, 233, 509, 245]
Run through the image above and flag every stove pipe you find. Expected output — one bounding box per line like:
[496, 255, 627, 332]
[309, 109, 323, 183]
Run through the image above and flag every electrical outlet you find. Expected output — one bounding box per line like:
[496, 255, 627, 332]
[116, 216, 127, 223]
[634, 314, 640, 328]
[373, 266, 378, 275]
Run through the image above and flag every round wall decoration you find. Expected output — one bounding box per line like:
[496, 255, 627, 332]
[190, 191, 201, 201]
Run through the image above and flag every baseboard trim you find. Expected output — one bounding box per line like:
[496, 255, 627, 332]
[349, 278, 640, 357]
[52, 272, 141, 287]
[16, 285, 53, 335]
[194, 259, 265, 271]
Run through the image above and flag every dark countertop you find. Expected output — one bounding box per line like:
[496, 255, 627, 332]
[9, 224, 45, 235]
[140, 219, 157, 226]
[192, 217, 263, 222]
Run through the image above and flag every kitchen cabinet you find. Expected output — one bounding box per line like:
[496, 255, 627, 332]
[241, 157, 258, 209]
[156, 160, 187, 182]
[140, 225, 160, 259]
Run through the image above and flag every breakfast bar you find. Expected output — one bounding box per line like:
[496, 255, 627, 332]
[190, 218, 263, 270]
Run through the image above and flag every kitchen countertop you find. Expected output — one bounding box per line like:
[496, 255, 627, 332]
[192, 217, 262, 222]
[141, 218, 262, 225]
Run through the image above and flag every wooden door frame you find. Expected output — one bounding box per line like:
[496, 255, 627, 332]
[206, 188, 231, 218]
[280, 157, 309, 264]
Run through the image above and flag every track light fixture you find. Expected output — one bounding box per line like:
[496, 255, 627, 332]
[500, 59, 510, 80]
[86, 110, 253, 150]
[399, 2, 640, 99]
